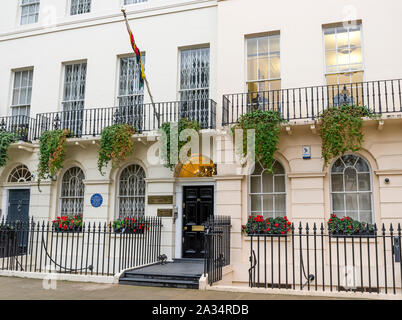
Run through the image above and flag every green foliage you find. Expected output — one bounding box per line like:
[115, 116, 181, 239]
[0, 131, 16, 168]
[241, 215, 292, 235]
[233, 109, 285, 173]
[319, 104, 378, 166]
[160, 118, 201, 170]
[97, 124, 136, 175]
[37, 129, 69, 190]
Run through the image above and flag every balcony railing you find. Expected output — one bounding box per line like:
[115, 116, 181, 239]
[0, 116, 36, 142]
[35, 99, 217, 139]
[222, 79, 402, 126]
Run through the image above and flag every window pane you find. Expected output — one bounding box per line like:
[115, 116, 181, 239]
[350, 47, 362, 64]
[269, 55, 280, 79]
[355, 157, 369, 172]
[262, 171, 273, 193]
[263, 195, 273, 212]
[274, 175, 285, 192]
[324, 30, 336, 51]
[336, 28, 349, 48]
[325, 51, 337, 69]
[252, 162, 263, 175]
[358, 193, 372, 211]
[358, 173, 370, 191]
[331, 174, 343, 192]
[257, 56, 269, 80]
[247, 58, 258, 81]
[250, 195, 261, 211]
[272, 161, 284, 174]
[349, 29, 361, 48]
[274, 195, 285, 212]
[269, 36, 280, 54]
[250, 176, 261, 193]
[332, 193, 345, 211]
[344, 167, 357, 191]
[345, 194, 358, 211]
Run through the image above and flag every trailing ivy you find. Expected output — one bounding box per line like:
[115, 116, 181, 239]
[37, 129, 70, 190]
[160, 118, 201, 170]
[233, 109, 285, 173]
[97, 124, 136, 175]
[319, 104, 378, 166]
[0, 131, 16, 168]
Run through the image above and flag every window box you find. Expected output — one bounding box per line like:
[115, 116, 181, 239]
[328, 214, 375, 238]
[242, 215, 292, 237]
[52, 214, 83, 233]
[112, 217, 149, 234]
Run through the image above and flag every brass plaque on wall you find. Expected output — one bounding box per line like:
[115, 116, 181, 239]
[148, 195, 173, 205]
[157, 209, 173, 217]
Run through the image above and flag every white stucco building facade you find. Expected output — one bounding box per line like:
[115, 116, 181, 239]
[1, 0, 402, 291]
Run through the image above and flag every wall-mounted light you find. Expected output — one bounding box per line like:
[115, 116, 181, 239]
[385, 178, 390, 184]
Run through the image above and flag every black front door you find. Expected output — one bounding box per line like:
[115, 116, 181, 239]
[7, 189, 30, 254]
[182, 186, 214, 258]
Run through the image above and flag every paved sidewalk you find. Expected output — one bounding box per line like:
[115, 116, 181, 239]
[0, 276, 342, 300]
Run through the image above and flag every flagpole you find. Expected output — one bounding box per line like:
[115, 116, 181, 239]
[121, 8, 160, 128]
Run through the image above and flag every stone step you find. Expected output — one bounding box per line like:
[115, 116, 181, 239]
[119, 277, 199, 289]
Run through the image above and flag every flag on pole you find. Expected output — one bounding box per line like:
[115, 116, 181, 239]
[122, 10, 145, 89]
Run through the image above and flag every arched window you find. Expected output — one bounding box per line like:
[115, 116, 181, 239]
[60, 167, 85, 217]
[8, 165, 32, 183]
[249, 160, 286, 218]
[118, 164, 146, 218]
[331, 154, 373, 223]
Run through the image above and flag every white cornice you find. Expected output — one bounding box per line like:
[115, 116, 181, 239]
[0, 0, 218, 42]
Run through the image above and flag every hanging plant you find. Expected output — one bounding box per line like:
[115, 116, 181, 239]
[97, 124, 136, 175]
[37, 129, 70, 190]
[0, 131, 16, 168]
[160, 118, 201, 171]
[232, 109, 285, 173]
[319, 104, 378, 166]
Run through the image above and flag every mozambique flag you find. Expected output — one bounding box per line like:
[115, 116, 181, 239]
[123, 12, 145, 89]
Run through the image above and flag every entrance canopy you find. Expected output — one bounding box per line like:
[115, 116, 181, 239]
[174, 154, 216, 178]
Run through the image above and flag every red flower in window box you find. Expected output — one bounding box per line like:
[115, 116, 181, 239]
[242, 215, 292, 236]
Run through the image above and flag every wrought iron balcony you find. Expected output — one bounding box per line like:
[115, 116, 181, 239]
[35, 99, 217, 139]
[222, 79, 402, 126]
[0, 115, 36, 142]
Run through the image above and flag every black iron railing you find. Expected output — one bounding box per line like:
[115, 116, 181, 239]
[0, 217, 162, 276]
[0, 116, 36, 142]
[223, 79, 402, 125]
[35, 99, 217, 139]
[204, 215, 231, 285]
[249, 223, 402, 295]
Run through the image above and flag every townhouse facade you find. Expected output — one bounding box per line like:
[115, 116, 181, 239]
[1, 0, 402, 288]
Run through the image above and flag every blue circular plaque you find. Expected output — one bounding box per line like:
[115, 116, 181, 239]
[91, 194, 103, 208]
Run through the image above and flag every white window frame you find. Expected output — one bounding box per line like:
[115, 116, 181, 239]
[117, 164, 146, 218]
[123, 0, 148, 6]
[117, 55, 145, 107]
[20, 0, 40, 25]
[248, 160, 287, 219]
[322, 23, 365, 84]
[329, 154, 374, 223]
[59, 167, 85, 217]
[70, 0, 92, 16]
[178, 46, 210, 101]
[10, 69, 34, 119]
[61, 62, 87, 111]
[245, 34, 281, 93]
